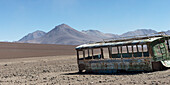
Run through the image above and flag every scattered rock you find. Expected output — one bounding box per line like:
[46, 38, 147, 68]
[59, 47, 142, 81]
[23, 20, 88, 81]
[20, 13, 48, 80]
[4, 64, 8, 66]
[0, 56, 170, 85]
[43, 77, 47, 80]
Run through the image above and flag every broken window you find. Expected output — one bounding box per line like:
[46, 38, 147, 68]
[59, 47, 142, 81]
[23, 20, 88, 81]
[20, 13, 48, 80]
[84, 49, 93, 59]
[112, 47, 118, 54]
[122, 46, 132, 58]
[133, 45, 142, 57]
[111, 46, 121, 58]
[143, 45, 148, 52]
[128, 46, 132, 53]
[133, 45, 137, 53]
[78, 51, 84, 60]
[122, 46, 127, 53]
[142, 45, 149, 57]
[92, 48, 102, 59]
[103, 48, 110, 59]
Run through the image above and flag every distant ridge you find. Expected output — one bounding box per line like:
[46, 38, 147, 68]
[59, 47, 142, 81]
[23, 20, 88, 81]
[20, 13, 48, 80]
[120, 29, 157, 37]
[165, 30, 170, 35]
[18, 24, 170, 45]
[18, 30, 46, 43]
[82, 30, 119, 39]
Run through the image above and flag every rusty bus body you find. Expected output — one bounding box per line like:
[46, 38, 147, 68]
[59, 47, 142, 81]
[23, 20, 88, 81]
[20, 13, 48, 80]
[75, 32, 170, 73]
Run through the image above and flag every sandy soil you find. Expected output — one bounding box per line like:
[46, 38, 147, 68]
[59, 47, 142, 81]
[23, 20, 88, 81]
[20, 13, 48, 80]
[0, 42, 76, 59]
[0, 42, 170, 85]
[0, 55, 170, 85]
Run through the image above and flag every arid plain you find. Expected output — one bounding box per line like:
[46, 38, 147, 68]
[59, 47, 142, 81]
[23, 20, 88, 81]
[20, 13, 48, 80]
[0, 42, 170, 85]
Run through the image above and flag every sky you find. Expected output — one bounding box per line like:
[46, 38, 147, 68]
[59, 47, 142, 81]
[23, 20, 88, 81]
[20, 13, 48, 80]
[0, 0, 170, 41]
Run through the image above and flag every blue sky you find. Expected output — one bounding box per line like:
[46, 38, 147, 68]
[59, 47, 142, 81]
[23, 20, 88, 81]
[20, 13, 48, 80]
[0, 0, 170, 41]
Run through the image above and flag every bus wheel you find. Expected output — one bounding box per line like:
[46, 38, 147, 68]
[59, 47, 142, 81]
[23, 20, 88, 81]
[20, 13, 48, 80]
[152, 61, 163, 71]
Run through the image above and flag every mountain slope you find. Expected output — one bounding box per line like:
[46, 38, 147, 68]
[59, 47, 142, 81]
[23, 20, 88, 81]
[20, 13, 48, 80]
[82, 30, 119, 39]
[120, 29, 157, 37]
[18, 30, 46, 43]
[34, 24, 101, 45]
[18, 24, 170, 45]
[166, 30, 170, 35]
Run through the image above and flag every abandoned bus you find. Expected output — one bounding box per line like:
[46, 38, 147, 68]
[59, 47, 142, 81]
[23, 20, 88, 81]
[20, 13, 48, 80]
[75, 32, 170, 73]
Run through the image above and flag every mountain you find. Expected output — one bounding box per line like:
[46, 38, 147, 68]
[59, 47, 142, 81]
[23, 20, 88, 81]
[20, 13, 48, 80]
[18, 30, 46, 43]
[165, 30, 170, 35]
[27, 24, 101, 45]
[18, 24, 170, 45]
[120, 29, 157, 37]
[82, 30, 119, 39]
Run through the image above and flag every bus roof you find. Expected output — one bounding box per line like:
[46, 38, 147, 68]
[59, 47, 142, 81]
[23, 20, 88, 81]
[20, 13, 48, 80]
[76, 36, 167, 50]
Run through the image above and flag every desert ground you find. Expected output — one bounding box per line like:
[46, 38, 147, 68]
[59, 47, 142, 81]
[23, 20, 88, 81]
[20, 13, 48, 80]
[0, 42, 76, 59]
[0, 42, 170, 85]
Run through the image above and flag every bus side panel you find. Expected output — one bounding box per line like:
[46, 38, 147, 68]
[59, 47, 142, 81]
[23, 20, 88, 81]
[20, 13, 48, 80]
[78, 58, 152, 73]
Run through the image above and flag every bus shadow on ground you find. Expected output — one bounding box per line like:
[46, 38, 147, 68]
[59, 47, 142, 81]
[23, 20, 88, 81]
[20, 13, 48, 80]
[63, 71, 151, 75]
[63, 69, 169, 75]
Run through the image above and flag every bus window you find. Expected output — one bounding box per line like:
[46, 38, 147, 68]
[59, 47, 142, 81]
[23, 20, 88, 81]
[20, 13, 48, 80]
[84, 49, 93, 59]
[112, 46, 121, 58]
[128, 46, 132, 53]
[143, 45, 148, 52]
[143, 45, 149, 57]
[93, 48, 102, 59]
[103, 48, 110, 59]
[122, 46, 127, 53]
[112, 47, 118, 54]
[133, 45, 137, 53]
[138, 45, 142, 52]
[78, 51, 84, 60]
[133, 45, 142, 57]
[122, 46, 132, 58]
